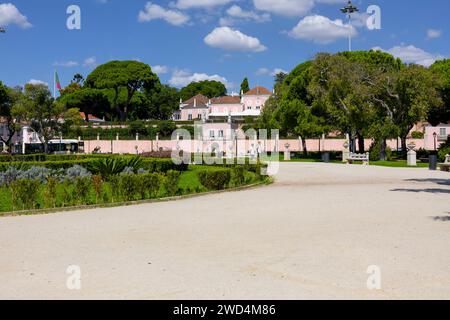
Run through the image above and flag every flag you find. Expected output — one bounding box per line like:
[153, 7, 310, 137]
[55, 71, 62, 91]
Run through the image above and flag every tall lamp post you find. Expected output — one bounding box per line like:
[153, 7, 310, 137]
[340, 0, 358, 52]
[433, 132, 437, 152]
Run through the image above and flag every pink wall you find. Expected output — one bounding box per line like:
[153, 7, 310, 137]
[210, 103, 243, 114]
[83, 138, 432, 155]
[242, 95, 270, 111]
[180, 108, 207, 121]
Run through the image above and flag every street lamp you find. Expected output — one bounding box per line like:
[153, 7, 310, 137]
[433, 132, 437, 152]
[340, 0, 359, 52]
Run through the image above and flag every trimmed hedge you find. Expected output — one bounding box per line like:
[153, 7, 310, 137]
[0, 153, 110, 163]
[0, 158, 188, 173]
[197, 169, 232, 190]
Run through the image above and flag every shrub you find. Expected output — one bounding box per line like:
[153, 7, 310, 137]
[61, 179, 74, 207]
[232, 166, 245, 186]
[142, 173, 162, 199]
[73, 177, 92, 205]
[197, 169, 232, 190]
[118, 174, 140, 201]
[66, 165, 92, 179]
[91, 175, 103, 203]
[87, 157, 142, 178]
[43, 177, 58, 208]
[438, 137, 450, 162]
[10, 179, 41, 210]
[369, 141, 392, 161]
[164, 170, 181, 196]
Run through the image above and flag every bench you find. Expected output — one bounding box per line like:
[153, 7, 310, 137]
[439, 154, 450, 172]
[347, 152, 370, 165]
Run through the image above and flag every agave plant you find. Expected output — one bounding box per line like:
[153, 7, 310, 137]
[87, 157, 142, 178]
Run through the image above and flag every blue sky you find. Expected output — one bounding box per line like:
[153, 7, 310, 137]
[0, 0, 448, 93]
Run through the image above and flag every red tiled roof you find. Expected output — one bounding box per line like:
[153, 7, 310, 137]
[80, 112, 103, 121]
[210, 96, 241, 104]
[183, 94, 209, 105]
[245, 86, 271, 95]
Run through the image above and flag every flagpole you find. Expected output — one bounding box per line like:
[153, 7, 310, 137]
[54, 69, 56, 99]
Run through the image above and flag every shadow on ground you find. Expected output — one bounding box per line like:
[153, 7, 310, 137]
[431, 213, 450, 222]
[391, 178, 450, 195]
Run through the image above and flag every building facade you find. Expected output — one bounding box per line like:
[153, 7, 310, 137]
[173, 86, 272, 122]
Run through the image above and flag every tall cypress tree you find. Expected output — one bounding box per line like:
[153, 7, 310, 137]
[240, 78, 250, 94]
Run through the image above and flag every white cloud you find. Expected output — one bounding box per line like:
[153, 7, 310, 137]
[372, 45, 445, 67]
[152, 65, 169, 75]
[288, 15, 357, 44]
[220, 5, 270, 26]
[0, 3, 32, 29]
[253, 0, 314, 17]
[427, 28, 442, 39]
[169, 69, 232, 88]
[139, 2, 190, 26]
[175, 0, 235, 10]
[28, 79, 49, 87]
[53, 61, 79, 68]
[83, 56, 97, 67]
[204, 27, 267, 52]
[256, 67, 288, 76]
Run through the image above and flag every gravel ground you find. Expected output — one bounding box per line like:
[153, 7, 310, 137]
[0, 162, 449, 300]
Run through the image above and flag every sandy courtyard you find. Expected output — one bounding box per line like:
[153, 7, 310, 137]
[0, 162, 449, 300]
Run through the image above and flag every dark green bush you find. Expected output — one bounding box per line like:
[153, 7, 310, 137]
[369, 141, 392, 161]
[164, 170, 181, 196]
[141, 173, 162, 199]
[118, 174, 141, 201]
[232, 166, 245, 186]
[197, 169, 232, 190]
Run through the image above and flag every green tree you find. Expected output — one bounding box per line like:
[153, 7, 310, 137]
[59, 88, 110, 122]
[372, 64, 443, 157]
[0, 82, 21, 152]
[85, 61, 159, 121]
[179, 80, 227, 100]
[12, 84, 81, 153]
[429, 59, 450, 125]
[240, 78, 250, 94]
[142, 84, 180, 120]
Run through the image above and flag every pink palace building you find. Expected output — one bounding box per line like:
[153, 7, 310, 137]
[173, 86, 272, 123]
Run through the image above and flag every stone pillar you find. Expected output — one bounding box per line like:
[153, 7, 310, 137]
[342, 141, 350, 163]
[298, 136, 303, 153]
[97, 133, 100, 141]
[284, 143, 291, 161]
[116, 133, 119, 141]
[275, 133, 279, 153]
[407, 149, 417, 167]
[136, 133, 139, 141]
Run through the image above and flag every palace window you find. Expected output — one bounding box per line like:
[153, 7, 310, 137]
[188, 114, 192, 120]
